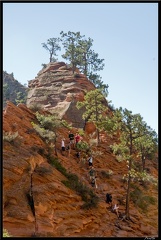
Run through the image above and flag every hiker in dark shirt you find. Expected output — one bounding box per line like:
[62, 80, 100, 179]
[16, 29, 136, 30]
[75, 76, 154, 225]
[106, 193, 112, 207]
[89, 166, 96, 180]
[91, 176, 98, 191]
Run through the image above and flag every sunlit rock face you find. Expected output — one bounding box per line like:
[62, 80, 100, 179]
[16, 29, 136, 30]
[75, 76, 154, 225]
[3, 101, 158, 237]
[26, 62, 96, 128]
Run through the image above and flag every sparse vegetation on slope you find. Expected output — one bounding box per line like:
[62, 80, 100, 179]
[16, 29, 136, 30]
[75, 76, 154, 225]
[49, 156, 99, 209]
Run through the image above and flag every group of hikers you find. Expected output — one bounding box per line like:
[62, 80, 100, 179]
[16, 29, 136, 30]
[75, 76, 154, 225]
[60, 130, 121, 219]
[61, 130, 98, 190]
[61, 131, 82, 156]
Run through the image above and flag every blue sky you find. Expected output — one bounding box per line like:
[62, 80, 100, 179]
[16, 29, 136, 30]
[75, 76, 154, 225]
[3, 2, 158, 134]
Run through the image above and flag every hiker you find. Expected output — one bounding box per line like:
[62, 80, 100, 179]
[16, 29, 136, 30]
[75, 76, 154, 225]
[91, 176, 97, 190]
[75, 133, 81, 148]
[88, 155, 93, 167]
[106, 193, 112, 207]
[112, 203, 119, 218]
[61, 138, 66, 156]
[68, 130, 75, 149]
[66, 141, 71, 157]
[89, 166, 96, 180]
[76, 151, 81, 162]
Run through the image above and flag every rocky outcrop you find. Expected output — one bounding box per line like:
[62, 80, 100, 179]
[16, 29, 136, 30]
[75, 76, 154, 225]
[3, 71, 27, 109]
[26, 62, 96, 128]
[3, 101, 158, 237]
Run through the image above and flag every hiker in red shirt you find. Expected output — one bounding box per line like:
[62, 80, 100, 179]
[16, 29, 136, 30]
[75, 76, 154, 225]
[75, 133, 81, 148]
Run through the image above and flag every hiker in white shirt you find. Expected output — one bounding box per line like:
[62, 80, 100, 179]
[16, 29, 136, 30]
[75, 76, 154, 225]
[88, 156, 93, 167]
[61, 138, 65, 156]
[112, 203, 119, 217]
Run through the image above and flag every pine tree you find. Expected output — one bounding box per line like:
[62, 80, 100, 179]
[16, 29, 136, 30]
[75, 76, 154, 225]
[76, 89, 108, 144]
[42, 37, 61, 63]
[60, 31, 107, 94]
[104, 107, 158, 219]
[78, 37, 105, 78]
[88, 73, 109, 98]
[44, 32, 107, 96]
[60, 31, 84, 73]
[133, 124, 158, 170]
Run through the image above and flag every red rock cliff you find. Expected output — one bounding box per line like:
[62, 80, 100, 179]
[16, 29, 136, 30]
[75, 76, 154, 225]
[3, 101, 158, 237]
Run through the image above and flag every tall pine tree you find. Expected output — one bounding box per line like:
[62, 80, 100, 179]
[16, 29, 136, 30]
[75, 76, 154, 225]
[76, 89, 108, 144]
[42, 37, 61, 62]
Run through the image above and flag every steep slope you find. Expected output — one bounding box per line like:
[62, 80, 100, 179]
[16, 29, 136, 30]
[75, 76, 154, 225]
[3, 102, 158, 237]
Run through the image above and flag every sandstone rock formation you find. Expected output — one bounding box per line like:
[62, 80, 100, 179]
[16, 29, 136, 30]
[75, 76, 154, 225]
[26, 62, 96, 128]
[3, 101, 158, 237]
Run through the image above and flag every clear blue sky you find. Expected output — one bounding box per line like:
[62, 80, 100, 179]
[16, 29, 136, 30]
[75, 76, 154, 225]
[3, 2, 158, 134]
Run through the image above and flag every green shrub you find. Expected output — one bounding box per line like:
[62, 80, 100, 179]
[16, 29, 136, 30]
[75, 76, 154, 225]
[49, 156, 99, 209]
[29, 103, 42, 112]
[31, 122, 55, 142]
[3, 131, 19, 142]
[77, 128, 85, 136]
[31, 112, 70, 146]
[67, 173, 79, 182]
[142, 195, 156, 205]
[101, 170, 113, 179]
[116, 154, 124, 162]
[76, 141, 90, 152]
[130, 184, 156, 213]
[3, 228, 11, 237]
[130, 187, 142, 204]
[62, 178, 99, 209]
[34, 166, 52, 176]
[81, 194, 99, 209]
[15, 91, 27, 104]
[50, 158, 67, 175]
